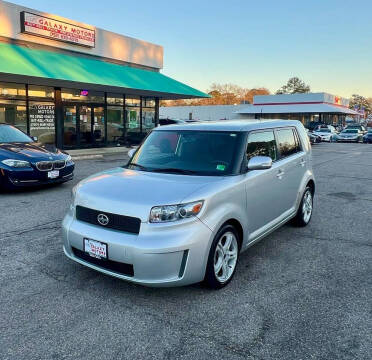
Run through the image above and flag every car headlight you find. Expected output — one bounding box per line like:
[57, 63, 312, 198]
[1, 159, 31, 168]
[149, 200, 204, 223]
[65, 154, 72, 163]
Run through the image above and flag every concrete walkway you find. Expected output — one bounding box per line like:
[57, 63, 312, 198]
[67, 146, 132, 160]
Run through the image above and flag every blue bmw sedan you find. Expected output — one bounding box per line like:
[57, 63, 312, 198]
[0, 124, 74, 189]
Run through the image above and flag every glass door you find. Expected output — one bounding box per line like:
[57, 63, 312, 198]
[93, 106, 105, 146]
[63, 105, 77, 148]
[79, 105, 92, 147]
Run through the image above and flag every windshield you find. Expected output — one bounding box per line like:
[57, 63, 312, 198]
[127, 130, 245, 176]
[317, 128, 331, 133]
[342, 129, 358, 133]
[0, 125, 33, 143]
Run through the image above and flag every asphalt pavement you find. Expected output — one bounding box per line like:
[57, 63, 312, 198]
[0, 143, 371, 360]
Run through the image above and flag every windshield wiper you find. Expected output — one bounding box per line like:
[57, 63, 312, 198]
[151, 168, 198, 175]
[127, 162, 149, 171]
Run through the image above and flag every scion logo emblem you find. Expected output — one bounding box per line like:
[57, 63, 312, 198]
[97, 213, 109, 226]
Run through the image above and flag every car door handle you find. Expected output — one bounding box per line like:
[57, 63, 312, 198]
[276, 170, 285, 179]
[299, 159, 306, 167]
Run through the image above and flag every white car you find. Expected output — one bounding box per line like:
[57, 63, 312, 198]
[313, 128, 337, 142]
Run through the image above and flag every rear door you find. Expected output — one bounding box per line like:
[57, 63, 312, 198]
[274, 127, 306, 213]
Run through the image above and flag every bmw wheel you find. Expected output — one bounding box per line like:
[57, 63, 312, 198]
[204, 225, 240, 289]
[292, 186, 313, 227]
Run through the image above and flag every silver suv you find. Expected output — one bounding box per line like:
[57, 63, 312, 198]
[63, 120, 315, 289]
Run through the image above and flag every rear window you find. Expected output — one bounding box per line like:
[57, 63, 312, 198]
[276, 128, 300, 158]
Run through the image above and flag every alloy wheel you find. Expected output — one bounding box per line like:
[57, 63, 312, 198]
[214, 232, 238, 283]
[302, 190, 313, 224]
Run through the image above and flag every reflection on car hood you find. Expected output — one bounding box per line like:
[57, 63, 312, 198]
[0, 142, 64, 161]
[75, 167, 224, 222]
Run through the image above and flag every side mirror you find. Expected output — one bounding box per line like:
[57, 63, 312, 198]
[32, 136, 38, 142]
[247, 156, 272, 171]
[128, 148, 136, 158]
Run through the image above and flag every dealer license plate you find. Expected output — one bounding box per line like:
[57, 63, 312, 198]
[84, 238, 107, 259]
[47, 170, 59, 179]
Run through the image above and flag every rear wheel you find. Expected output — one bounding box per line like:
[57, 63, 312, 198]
[204, 225, 240, 289]
[292, 186, 313, 227]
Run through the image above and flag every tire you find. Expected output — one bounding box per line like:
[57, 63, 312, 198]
[292, 186, 313, 227]
[204, 224, 240, 289]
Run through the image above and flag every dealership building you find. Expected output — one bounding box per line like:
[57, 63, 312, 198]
[0, 1, 207, 149]
[236, 93, 360, 126]
[160, 93, 360, 127]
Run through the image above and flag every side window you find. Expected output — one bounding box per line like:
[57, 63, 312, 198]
[246, 131, 277, 162]
[293, 128, 302, 152]
[276, 128, 299, 158]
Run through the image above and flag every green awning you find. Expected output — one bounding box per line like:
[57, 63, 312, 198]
[0, 42, 209, 99]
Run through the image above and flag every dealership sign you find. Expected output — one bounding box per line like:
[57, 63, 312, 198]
[20, 12, 95, 47]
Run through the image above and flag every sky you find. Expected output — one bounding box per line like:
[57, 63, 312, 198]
[12, 0, 372, 98]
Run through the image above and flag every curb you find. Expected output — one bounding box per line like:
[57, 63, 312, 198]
[71, 154, 104, 161]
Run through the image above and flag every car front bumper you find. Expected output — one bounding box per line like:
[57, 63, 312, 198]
[62, 209, 214, 287]
[336, 137, 359, 142]
[1, 163, 74, 187]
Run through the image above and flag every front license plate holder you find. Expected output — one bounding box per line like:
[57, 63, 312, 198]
[83, 238, 107, 260]
[47, 170, 59, 179]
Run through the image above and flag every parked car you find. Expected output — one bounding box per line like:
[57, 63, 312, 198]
[159, 118, 186, 126]
[306, 129, 321, 144]
[362, 129, 372, 143]
[336, 129, 364, 142]
[0, 124, 74, 189]
[345, 124, 367, 134]
[159, 118, 198, 126]
[315, 124, 337, 133]
[312, 127, 338, 142]
[306, 122, 323, 131]
[63, 120, 315, 289]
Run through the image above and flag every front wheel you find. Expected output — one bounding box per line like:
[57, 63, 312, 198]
[204, 225, 240, 289]
[292, 186, 313, 227]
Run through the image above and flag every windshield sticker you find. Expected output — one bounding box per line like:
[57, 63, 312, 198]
[216, 164, 226, 171]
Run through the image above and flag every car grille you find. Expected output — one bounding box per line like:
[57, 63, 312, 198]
[36, 160, 66, 171]
[75, 205, 141, 234]
[71, 247, 134, 277]
[54, 160, 66, 170]
[36, 161, 53, 171]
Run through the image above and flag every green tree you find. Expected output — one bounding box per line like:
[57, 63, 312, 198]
[276, 77, 310, 94]
[349, 94, 372, 117]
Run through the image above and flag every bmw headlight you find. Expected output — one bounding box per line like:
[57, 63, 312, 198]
[1, 159, 31, 168]
[149, 200, 204, 223]
[65, 154, 73, 163]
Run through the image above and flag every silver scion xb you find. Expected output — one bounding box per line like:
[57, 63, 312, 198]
[63, 120, 315, 289]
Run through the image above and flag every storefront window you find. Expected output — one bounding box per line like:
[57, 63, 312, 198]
[61, 88, 104, 103]
[29, 102, 55, 145]
[142, 97, 155, 108]
[142, 107, 155, 132]
[125, 96, 140, 107]
[107, 93, 124, 105]
[0, 100, 27, 133]
[107, 106, 124, 144]
[0, 82, 26, 99]
[28, 85, 54, 100]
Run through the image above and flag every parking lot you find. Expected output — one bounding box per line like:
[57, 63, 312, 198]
[1, 143, 371, 360]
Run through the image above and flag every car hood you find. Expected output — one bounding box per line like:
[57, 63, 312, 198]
[0, 142, 65, 161]
[314, 132, 331, 136]
[75, 167, 224, 222]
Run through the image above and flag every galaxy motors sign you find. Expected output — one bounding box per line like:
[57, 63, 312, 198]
[20, 11, 95, 48]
